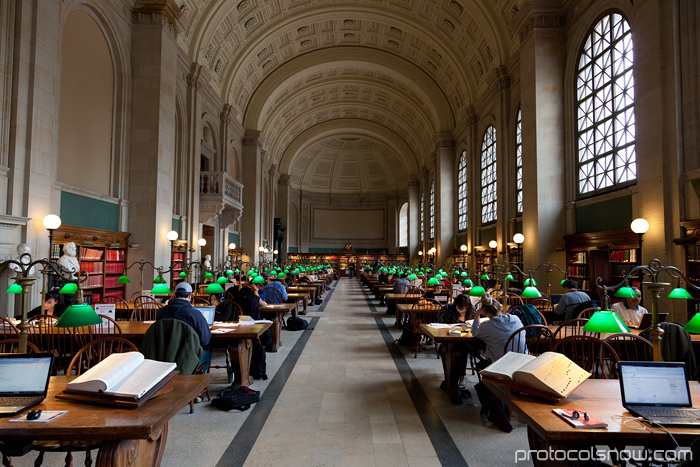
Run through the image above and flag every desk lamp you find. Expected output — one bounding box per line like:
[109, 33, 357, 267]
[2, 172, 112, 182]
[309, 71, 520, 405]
[217, 276, 228, 284]
[205, 282, 224, 294]
[5, 282, 22, 294]
[583, 310, 630, 333]
[55, 278, 102, 328]
[468, 286, 485, 297]
[252, 275, 265, 285]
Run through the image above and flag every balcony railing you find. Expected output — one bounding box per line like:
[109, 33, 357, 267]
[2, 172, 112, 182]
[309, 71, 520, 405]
[200, 171, 243, 207]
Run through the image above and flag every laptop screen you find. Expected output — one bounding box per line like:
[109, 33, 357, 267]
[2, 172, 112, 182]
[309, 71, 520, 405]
[619, 362, 691, 407]
[0, 355, 53, 395]
[193, 306, 215, 325]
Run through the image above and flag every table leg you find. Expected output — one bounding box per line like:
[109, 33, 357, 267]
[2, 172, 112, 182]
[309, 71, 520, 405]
[379, 291, 385, 306]
[96, 422, 168, 467]
[440, 343, 466, 405]
[228, 339, 253, 388]
[267, 313, 281, 352]
[301, 298, 308, 314]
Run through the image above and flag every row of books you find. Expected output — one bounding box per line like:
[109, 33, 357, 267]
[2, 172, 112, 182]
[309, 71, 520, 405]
[106, 249, 125, 261]
[80, 262, 104, 274]
[567, 266, 587, 277]
[80, 247, 104, 260]
[104, 290, 125, 299]
[569, 252, 587, 263]
[105, 262, 124, 274]
[104, 276, 123, 288]
[570, 279, 590, 291]
[50, 244, 61, 259]
[82, 293, 101, 304]
[83, 275, 104, 288]
[688, 245, 700, 261]
[173, 252, 185, 261]
[610, 249, 637, 263]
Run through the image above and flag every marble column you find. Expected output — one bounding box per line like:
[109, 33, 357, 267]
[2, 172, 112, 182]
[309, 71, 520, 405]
[241, 131, 263, 263]
[435, 135, 455, 264]
[407, 177, 419, 262]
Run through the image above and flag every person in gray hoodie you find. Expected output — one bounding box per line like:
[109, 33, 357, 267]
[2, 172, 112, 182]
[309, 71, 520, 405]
[472, 292, 526, 365]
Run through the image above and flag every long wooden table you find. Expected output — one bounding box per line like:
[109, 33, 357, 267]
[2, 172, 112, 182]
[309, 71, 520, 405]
[484, 379, 700, 466]
[287, 292, 309, 314]
[118, 321, 271, 387]
[0, 375, 210, 467]
[288, 286, 317, 305]
[259, 303, 297, 352]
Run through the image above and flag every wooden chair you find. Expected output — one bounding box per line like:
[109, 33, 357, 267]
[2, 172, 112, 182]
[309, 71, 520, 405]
[27, 315, 74, 374]
[577, 307, 601, 320]
[503, 325, 553, 357]
[97, 296, 130, 320]
[72, 315, 123, 349]
[527, 298, 554, 325]
[130, 296, 161, 321]
[550, 335, 620, 379]
[551, 318, 599, 342]
[262, 286, 284, 305]
[500, 293, 523, 308]
[603, 333, 653, 370]
[33, 337, 139, 467]
[192, 296, 211, 305]
[410, 300, 442, 358]
[0, 338, 40, 353]
[0, 316, 19, 338]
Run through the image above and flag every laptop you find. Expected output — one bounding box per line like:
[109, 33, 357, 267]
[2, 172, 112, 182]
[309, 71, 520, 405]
[193, 306, 216, 327]
[0, 353, 53, 416]
[618, 361, 700, 426]
[636, 313, 668, 329]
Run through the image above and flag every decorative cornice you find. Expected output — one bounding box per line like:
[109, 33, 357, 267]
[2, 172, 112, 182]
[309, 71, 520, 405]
[242, 131, 262, 146]
[186, 63, 202, 89]
[220, 103, 233, 124]
[464, 105, 479, 126]
[435, 134, 454, 148]
[0, 215, 30, 231]
[132, 11, 179, 38]
[518, 13, 567, 43]
[132, 0, 182, 38]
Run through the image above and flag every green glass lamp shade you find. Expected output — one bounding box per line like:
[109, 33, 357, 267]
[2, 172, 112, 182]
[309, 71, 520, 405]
[468, 286, 485, 297]
[408, 274, 418, 280]
[248, 272, 257, 278]
[264, 267, 269, 272]
[460, 271, 469, 277]
[5, 283, 22, 294]
[463, 279, 474, 287]
[178, 272, 187, 278]
[217, 276, 228, 284]
[292, 269, 300, 275]
[204, 282, 225, 294]
[203, 272, 214, 279]
[277, 273, 286, 279]
[683, 313, 700, 334]
[439, 269, 445, 274]
[153, 276, 164, 284]
[59, 283, 78, 294]
[427, 277, 440, 285]
[521, 286, 542, 298]
[523, 278, 537, 287]
[505, 274, 514, 281]
[669, 287, 693, 299]
[234, 269, 240, 274]
[151, 283, 171, 295]
[480, 274, 490, 281]
[434, 274, 442, 280]
[426, 269, 432, 274]
[55, 303, 103, 328]
[226, 269, 234, 275]
[614, 286, 638, 299]
[559, 279, 567, 286]
[252, 275, 266, 284]
[583, 310, 630, 333]
[116, 275, 131, 284]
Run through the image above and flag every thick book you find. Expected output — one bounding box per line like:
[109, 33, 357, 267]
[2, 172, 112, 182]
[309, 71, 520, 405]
[552, 409, 607, 428]
[480, 351, 591, 402]
[58, 352, 178, 407]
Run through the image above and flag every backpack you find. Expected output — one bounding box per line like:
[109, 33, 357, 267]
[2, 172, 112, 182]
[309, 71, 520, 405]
[211, 385, 260, 412]
[286, 317, 308, 331]
[395, 322, 413, 346]
[250, 339, 267, 380]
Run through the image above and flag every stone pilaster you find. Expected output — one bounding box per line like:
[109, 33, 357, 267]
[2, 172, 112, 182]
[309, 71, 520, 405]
[241, 131, 263, 263]
[407, 177, 420, 262]
[435, 135, 455, 264]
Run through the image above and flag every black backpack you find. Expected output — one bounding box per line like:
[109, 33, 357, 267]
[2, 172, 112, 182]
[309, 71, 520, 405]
[250, 339, 267, 380]
[286, 317, 308, 331]
[211, 386, 260, 412]
[395, 322, 413, 346]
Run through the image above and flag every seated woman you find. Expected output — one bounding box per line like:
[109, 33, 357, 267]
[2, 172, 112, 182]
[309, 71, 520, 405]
[437, 294, 474, 390]
[235, 286, 273, 350]
[210, 293, 235, 321]
[472, 292, 526, 369]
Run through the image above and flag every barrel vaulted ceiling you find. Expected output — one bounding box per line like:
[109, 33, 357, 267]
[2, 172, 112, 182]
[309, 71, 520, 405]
[176, 0, 523, 194]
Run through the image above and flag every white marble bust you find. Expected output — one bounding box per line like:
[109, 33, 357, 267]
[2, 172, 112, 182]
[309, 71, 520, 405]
[9, 243, 35, 275]
[203, 254, 212, 270]
[57, 241, 80, 278]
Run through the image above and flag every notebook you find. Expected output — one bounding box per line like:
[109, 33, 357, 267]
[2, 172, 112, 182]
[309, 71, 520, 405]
[636, 313, 667, 329]
[0, 353, 53, 416]
[618, 361, 700, 426]
[193, 305, 216, 327]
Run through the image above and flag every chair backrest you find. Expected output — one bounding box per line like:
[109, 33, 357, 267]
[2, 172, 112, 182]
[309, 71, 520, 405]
[141, 319, 202, 375]
[27, 315, 73, 373]
[192, 297, 211, 305]
[409, 302, 442, 332]
[0, 338, 40, 353]
[640, 322, 698, 380]
[552, 318, 598, 341]
[503, 325, 553, 357]
[131, 296, 161, 321]
[603, 333, 653, 365]
[263, 286, 284, 304]
[73, 315, 123, 348]
[550, 335, 620, 379]
[229, 301, 242, 321]
[576, 307, 601, 320]
[0, 316, 19, 338]
[66, 336, 139, 376]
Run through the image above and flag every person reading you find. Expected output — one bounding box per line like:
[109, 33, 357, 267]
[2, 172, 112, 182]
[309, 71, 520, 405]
[610, 287, 647, 328]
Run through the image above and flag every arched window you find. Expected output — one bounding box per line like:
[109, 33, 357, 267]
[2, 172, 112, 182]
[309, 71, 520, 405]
[420, 191, 424, 242]
[429, 181, 435, 240]
[457, 151, 468, 230]
[399, 202, 408, 247]
[481, 125, 497, 224]
[515, 108, 523, 214]
[576, 12, 636, 196]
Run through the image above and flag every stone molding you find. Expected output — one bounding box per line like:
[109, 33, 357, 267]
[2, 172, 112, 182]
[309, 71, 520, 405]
[0, 215, 30, 231]
[518, 13, 567, 43]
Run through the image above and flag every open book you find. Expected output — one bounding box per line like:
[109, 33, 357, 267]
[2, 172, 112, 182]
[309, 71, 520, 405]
[481, 352, 591, 402]
[66, 352, 177, 399]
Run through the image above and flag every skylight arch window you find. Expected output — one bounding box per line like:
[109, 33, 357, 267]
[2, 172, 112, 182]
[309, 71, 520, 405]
[515, 108, 523, 214]
[457, 151, 468, 231]
[429, 181, 435, 240]
[576, 12, 636, 196]
[420, 191, 424, 243]
[481, 125, 497, 224]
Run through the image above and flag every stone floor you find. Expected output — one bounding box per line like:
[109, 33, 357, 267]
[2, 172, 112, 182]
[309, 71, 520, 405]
[10, 278, 534, 467]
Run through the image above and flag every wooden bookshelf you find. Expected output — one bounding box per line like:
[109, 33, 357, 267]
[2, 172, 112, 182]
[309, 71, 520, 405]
[51, 225, 130, 304]
[563, 228, 641, 301]
[674, 220, 700, 320]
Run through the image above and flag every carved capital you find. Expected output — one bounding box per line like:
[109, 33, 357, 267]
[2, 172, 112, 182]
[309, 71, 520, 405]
[494, 65, 511, 93]
[518, 14, 567, 43]
[220, 104, 233, 124]
[186, 64, 202, 89]
[242, 131, 262, 146]
[132, 8, 180, 38]
[464, 106, 479, 126]
[435, 133, 454, 148]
